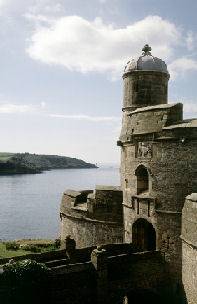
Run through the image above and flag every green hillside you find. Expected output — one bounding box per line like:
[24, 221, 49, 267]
[0, 152, 97, 174]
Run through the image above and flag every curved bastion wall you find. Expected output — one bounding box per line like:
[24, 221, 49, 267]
[122, 71, 169, 111]
[182, 194, 197, 304]
[60, 186, 123, 248]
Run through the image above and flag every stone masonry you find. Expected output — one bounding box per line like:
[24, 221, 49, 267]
[118, 46, 197, 290]
[181, 194, 197, 304]
[59, 45, 197, 303]
[60, 186, 123, 248]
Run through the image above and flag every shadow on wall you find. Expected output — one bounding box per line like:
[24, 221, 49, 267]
[122, 285, 188, 304]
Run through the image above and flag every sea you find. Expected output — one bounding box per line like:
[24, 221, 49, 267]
[0, 166, 120, 240]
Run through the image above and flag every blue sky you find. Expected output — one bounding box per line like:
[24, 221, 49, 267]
[0, 0, 197, 164]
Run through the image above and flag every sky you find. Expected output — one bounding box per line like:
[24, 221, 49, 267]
[0, 0, 197, 164]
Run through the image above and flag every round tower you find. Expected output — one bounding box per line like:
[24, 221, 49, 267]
[122, 44, 169, 111]
[118, 45, 197, 288]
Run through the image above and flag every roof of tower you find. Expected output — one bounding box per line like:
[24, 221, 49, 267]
[124, 44, 169, 74]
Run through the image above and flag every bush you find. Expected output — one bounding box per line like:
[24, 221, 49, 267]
[54, 238, 61, 248]
[2, 259, 50, 304]
[5, 241, 20, 251]
[22, 244, 41, 253]
[2, 259, 49, 285]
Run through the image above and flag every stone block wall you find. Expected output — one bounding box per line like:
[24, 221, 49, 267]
[119, 97, 197, 281]
[120, 103, 183, 142]
[60, 186, 123, 248]
[122, 137, 197, 280]
[122, 71, 169, 111]
[182, 194, 197, 304]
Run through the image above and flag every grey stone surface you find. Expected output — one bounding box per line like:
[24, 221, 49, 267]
[58, 45, 197, 304]
[186, 193, 197, 201]
[124, 45, 169, 75]
[60, 188, 123, 248]
[120, 45, 197, 297]
[182, 196, 197, 304]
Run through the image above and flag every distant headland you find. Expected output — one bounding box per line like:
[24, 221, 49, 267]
[0, 152, 97, 174]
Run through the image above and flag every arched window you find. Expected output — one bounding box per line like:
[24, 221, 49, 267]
[135, 165, 149, 194]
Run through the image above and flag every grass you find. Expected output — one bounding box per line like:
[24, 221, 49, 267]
[0, 152, 14, 162]
[0, 239, 58, 260]
[0, 243, 31, 258]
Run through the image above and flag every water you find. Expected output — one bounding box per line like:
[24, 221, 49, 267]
[0, 167, 120, 240]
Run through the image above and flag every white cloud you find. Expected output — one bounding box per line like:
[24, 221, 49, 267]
[27, 0, 64, 15]
[49, 113, 120, 122]
[0, 104, 33, 114]
[0, 102, 120, 123]
[0, 102, 45, 114]
[186, 31, 195, 51]
[0, 0, 8, 8]
[26, 15, 181, 76]
[169, 57, 197, 79]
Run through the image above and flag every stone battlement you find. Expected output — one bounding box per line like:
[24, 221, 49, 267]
[60, 185, 123, 223]
[60, 185, 123, 248]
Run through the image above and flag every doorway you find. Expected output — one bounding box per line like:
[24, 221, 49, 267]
[132, 218, 156, 251]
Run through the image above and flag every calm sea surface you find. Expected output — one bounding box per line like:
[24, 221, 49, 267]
[0, 167, 120, 240]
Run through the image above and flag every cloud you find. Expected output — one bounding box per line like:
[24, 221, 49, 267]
[0, 0, 8, 8]
[169, 57, 197, 79]
[26, 15, 180, 76]
[0, 102, 45, 114]
[186, 31, 195, 51]
[49, 113, 120, 122]
[27, 0, 64, 15]
[0, 101, 120, 123]
[0, 104, 33, 114]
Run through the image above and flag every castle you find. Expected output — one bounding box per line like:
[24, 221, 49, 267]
[60, 45, 197, 304]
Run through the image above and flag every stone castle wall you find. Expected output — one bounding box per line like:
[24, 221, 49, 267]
[182, 194, 197, 304]
[119, 61, 197, 283]
[122, 138, 197, 277]
[60, 186, 123, 248]
[122, 71, 169, 111]
[120, 103, 183, 141]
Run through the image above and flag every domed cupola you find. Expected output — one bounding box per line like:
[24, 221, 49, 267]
[122, 45, 170, 111]
[124, 44, 169, 75]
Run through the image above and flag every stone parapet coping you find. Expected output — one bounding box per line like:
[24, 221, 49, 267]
[155, 210, 182, 214]
[180, 235, 197, 249]
[60, 212, 123, 227]
[186, 193, 197, 202]
[128, 102, 181, 115]
[95, 185, 121, 191]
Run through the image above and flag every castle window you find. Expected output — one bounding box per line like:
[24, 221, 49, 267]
[137, 200, 139, 214]
[148, 201, 150, 217]
[125, 178, 128, 188]
[135, 165, 149, 195]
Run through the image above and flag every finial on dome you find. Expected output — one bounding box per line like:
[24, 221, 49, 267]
[142, 44, 152, 55]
